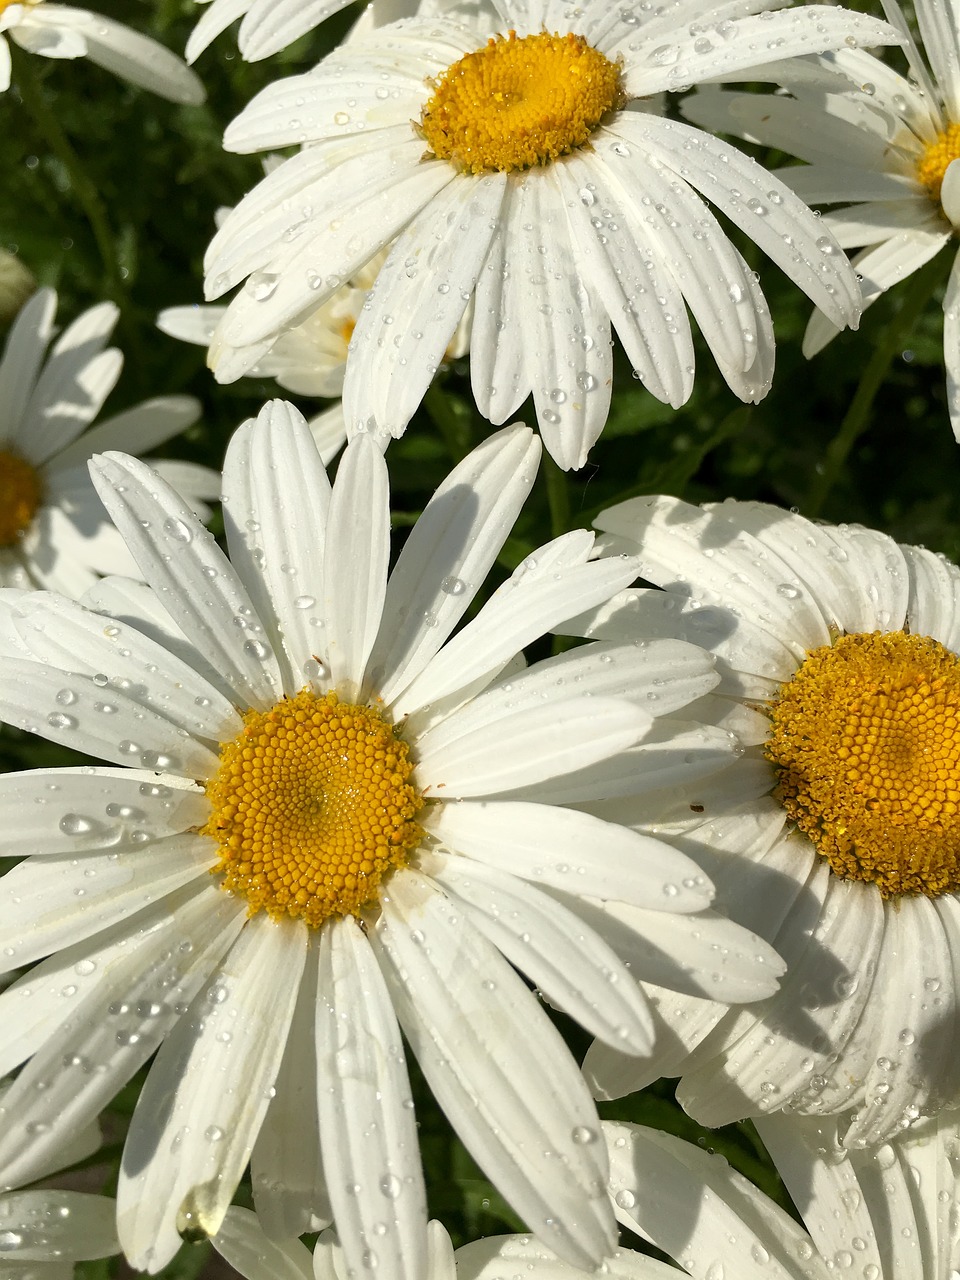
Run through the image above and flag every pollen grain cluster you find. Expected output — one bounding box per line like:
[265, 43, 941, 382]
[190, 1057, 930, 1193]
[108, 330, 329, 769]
[0, 449, 42, 547]
[419, 30, 623, 175]
[916, 121, 960, 205]
[765, 630, 960, 899]
[203, 689, 422, 927]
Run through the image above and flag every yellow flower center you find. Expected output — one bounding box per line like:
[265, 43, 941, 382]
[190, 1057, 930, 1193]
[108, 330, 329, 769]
[0, 0, 41, 14]
[203, 689, 423, 927]
[765, 631, 960, 899]
[916, 122, 960, 203]
[0, 449, 42, 547]
[418, 30, 624, 175]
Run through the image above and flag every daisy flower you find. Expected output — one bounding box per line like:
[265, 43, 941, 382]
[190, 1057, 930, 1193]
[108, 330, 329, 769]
[0, 288, 216, 597]
[0, 402, 782, 1277]
[682, 1, 960, 438]
[209, 1112, 960, 1280]
[567, 497, 960, 1147]
[1, 0, 203, 101]
[604, 1110, 960, 1278]
[158, 249, 470, 465]
[204, 0, 897, 470]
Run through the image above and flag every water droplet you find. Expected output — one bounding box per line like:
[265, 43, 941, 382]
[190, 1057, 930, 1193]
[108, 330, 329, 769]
[440, 576, 466, 596]
[47, 712, 77, 730]
[162, 517, 193, 544]
[59, 813, 94, 836]
[379, 1173, 402, 1199]
[246, 270, 280, 300]
[55, 689, 77, 706]
[614, 1189, 636, 1210]
[571, 1125, 597, 1145]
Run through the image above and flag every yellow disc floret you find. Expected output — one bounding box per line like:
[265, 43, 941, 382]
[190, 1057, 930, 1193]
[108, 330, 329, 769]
[0, 449, 42, 546]
[916, 122, 960, 204]
[765, 631, 960, 899]
[419, 30, 624, 175]
[203, 689, 423, 927]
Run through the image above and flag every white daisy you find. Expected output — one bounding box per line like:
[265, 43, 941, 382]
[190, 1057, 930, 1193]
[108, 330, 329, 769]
[568, 497, 960, 1148]
[204, 0, 897, 470]
[604, 1111, 960, 1278]
[0, 1117, 119, 1278]
[158, 250, 470, 465]
[0, 0, 204, 101]
[209, 1112, 960, 1280]
[682, 2, 960, 437]
[0, 402, 782, 1277]
[0, 288, 217, 597]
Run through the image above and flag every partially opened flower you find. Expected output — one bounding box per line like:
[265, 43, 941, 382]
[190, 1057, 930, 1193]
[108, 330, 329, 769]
[0, 288, 216, 597]
[205, 0, 896, 469]
[0, 402, 781, 1279]
[569, 498, 960, 1146]
[159, 248, 470, 465]
[682, 0, 960, 435]
[1, 0, 203, 100]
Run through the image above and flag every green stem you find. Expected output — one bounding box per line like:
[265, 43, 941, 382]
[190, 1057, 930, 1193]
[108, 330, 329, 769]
[543, 449, 572, 540]
[13, 46, 125, 303]
[805, 254, 946, 517]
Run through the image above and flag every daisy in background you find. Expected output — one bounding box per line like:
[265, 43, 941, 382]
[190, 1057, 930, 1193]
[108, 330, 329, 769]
[205, 0, 898, 470]
[0, 400, 783, 1279]
[158, 248, 470, 465]
[682, 0, 960, 437]
[1, 0, 203, 101]
[0, 287, 216, 597]
[208, 1112, 960, 1280]
[566, 497, 960, 1148]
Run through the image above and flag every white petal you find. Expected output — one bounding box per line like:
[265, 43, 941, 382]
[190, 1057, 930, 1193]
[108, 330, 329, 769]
[0, 287, 56, 443]
[558, 153, 692, 408]
[611, 113, 862, 330]
[315, 917, 427, 1280]
[470, 188, 532, 426]
[845, 897, 959, 1145]
[322, 435, 389, 697]
[212, 1206, 314, 1280]
[222, 401, 332, 694]
[604, 1120, 826, 1279]
[342, 173, 504, 439]
[416, 695, 649, 798]
[620, 6, 900, 97]
[424, 799, 712, 912]
[373, 870, 616, 1269]
[118, 914, 306, 1272]
[903, 542, 960, 649]
[54, 7, 205, 102]
[507, 172, 613, 470]
[0, 881, 245, 1191]
[393, 556, 640, 718]
[0, 1191, 118, 1262]
[239, 0, 352, 59]
[0, 658, 220, 777]
[367, 424, 540, 705]
[0, 833, 217, 970]
[251, 953, 331, 1239]
[48, 395, 201, 474]
[0, 766, 206, 856]
[426, 852, 656, 1054]
[678, 872, 884, 1123]
[2, 589, 241, 743]
[944, 247, 960, 440]
[90, 451, 284, 710]
[186, 0, 249, 61]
